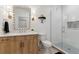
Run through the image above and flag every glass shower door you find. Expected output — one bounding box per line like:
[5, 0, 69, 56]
[62, 5, 79, 54]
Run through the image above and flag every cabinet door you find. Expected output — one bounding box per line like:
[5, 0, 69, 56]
[27, 35, 38, 54]
[0, 37, 11, 54]
[15, 36, 25, 54]
[0, 37, 15, 54]
[0, 37, 4, 53]
[23, 36, 29, 54]
[33, 35, 39, 53]
[26, 35, 33, 54]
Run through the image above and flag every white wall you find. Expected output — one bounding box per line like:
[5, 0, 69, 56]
[0, 5, 14, 33]
[30, 6, 51, 41]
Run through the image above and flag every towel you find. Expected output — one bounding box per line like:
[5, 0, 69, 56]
[4, 21, 9, 33]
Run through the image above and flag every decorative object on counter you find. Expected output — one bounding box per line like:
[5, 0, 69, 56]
[3, 21, 9, 33]
[31, 29, 34, 31]
[38, 14, 46, 23]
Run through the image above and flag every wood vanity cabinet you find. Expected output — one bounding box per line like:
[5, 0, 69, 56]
[0, 35, 39, 54]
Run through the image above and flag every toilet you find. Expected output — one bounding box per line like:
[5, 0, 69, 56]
[40, 35, 52, 53]
[41, 40, 52, 53]
[41, 40, 52, 48]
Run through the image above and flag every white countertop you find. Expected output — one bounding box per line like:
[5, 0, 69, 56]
[0, 31, 39, 37]
[0, 31, 46, 37]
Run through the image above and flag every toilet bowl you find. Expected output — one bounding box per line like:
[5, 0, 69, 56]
[41, 40, 52, 53]
[40, 35, 52, 53]
[41, 40, 52, 48]
[40, 34, 52, 48]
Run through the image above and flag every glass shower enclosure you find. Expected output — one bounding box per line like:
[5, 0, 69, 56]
[51, 5, 79, 54]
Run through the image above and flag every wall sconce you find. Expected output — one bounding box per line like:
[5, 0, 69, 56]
[38, 14, 46, 23]
[8, 14, 12, 19]
[32, 17, 35, 21]
[32, 16, 37, 21]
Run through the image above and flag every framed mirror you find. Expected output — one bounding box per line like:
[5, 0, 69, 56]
[13, 5, 31, 32]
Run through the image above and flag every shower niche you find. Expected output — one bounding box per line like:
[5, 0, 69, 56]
[67, 21, 79, 29]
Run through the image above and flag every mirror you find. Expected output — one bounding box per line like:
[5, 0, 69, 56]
[13, 5, 31, 32]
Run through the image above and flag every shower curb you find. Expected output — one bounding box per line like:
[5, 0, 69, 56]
[52, 44, 68, 54]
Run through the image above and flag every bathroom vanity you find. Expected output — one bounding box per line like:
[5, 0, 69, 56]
[0, 6, 41, 54]
[0, 33, 39, 54]
[0, 6, 40, 54]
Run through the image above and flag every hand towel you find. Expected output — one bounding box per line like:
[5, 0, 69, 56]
[4, 21, 9, 33]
